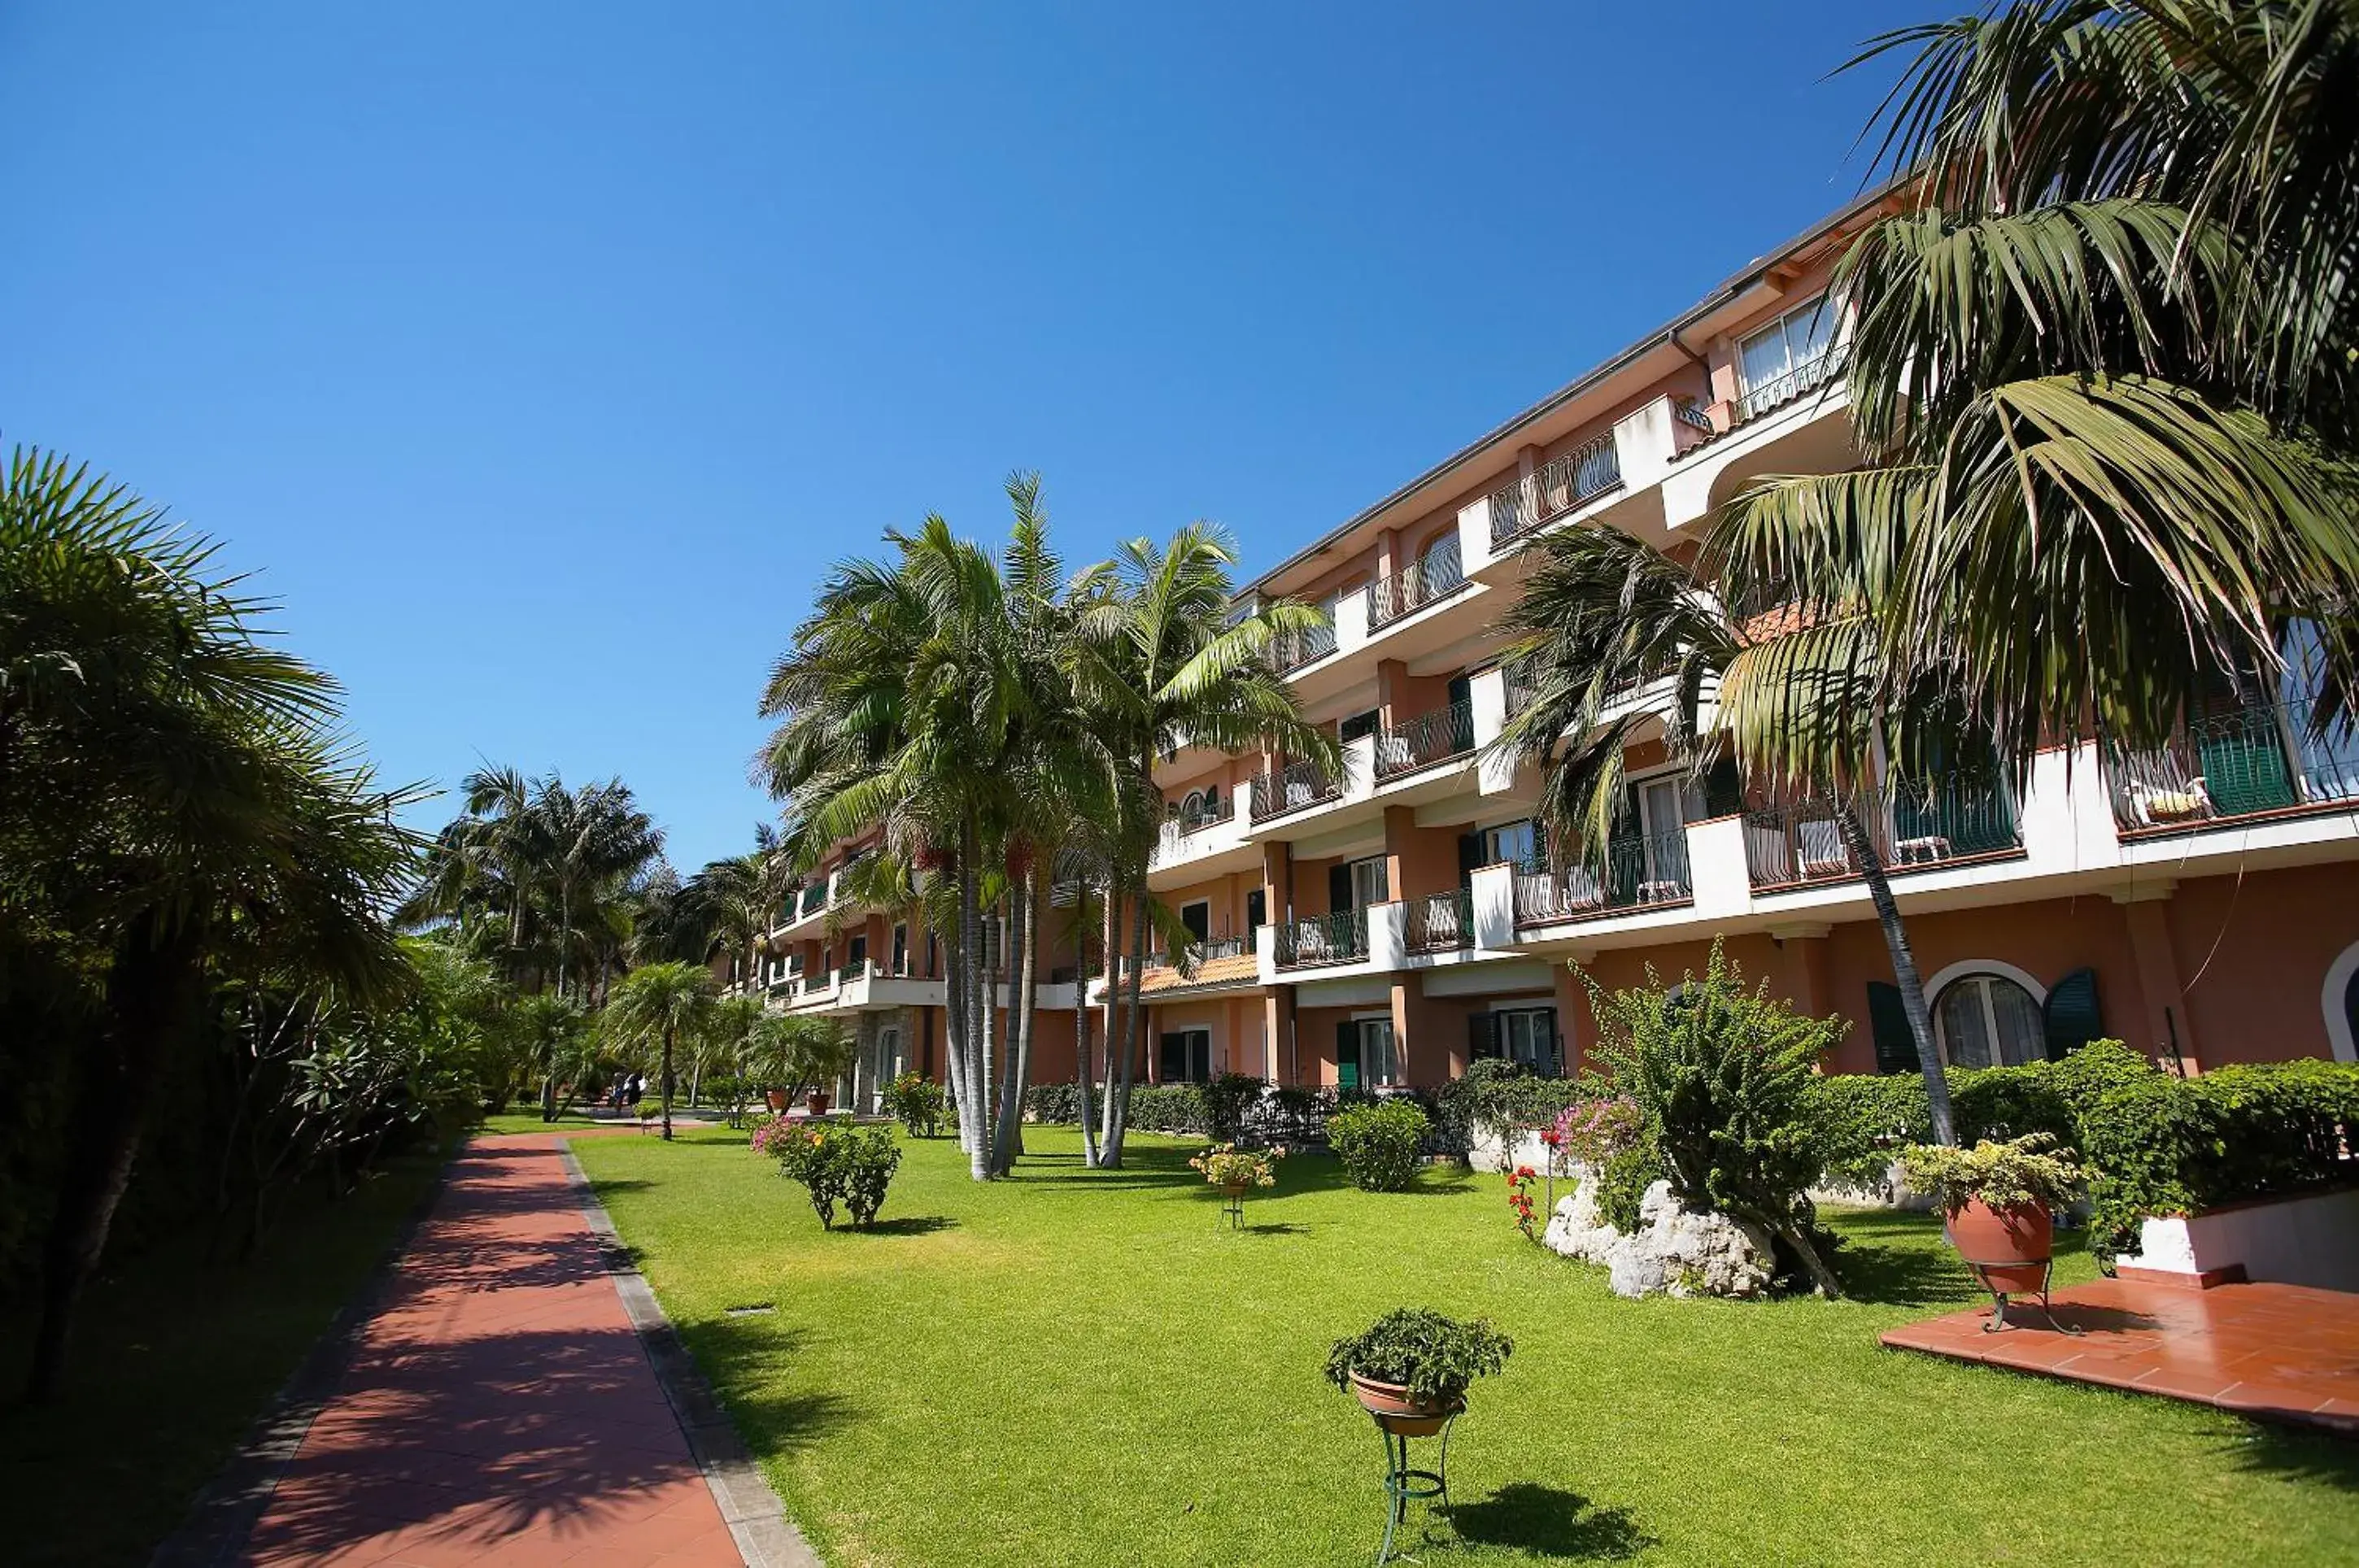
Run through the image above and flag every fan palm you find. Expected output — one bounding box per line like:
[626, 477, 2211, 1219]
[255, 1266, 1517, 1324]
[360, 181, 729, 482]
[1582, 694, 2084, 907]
[1716, 1, 2359, 802]
[1496, 525, 1964, 1144]
[1067, 525, 1334, 1166]
[1, 447, 422, 1399]
[604, 961, 716, 1141]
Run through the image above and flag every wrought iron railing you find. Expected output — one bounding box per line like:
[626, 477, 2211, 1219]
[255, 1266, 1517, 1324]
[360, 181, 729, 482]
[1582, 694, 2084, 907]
[1673, 396, 1715, 433]
[1375, 699, 1474, 781]
[1250, 758, 1342, 821]
[1271, 621, 1338, 673]
[1404, 889, 1474, 953]
[2105, 700, 2359, 831]
[1734, 343, 1849, 424]
[1367, 534, 1466, 628]
[1273, 908, 1370, 969]
[1489, 431, 1623, 547]
[1504, 658, 1541, 719]
[1741, 780, 2020, 890]
[1166, 795, 1227, 835]
[1512, 830, 1693, 925]
[796, 882, 826, 918]
[1135, 933, 1254, 976]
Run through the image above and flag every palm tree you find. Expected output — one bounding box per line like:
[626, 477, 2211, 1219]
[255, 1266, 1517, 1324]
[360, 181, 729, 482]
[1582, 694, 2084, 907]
[2, 447, 421, 1400]
[1067, 526, 1332, 1166]
[510, 991, 588, 1122]
[604, 961, 716, 1141]
[1496, 524, 1965, 1144]
[1716, 2, 2359, 842]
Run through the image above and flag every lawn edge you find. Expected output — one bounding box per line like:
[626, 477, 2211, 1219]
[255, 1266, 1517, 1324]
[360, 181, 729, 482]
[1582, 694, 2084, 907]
[147, 1139, 454, 1568]
[559, 1138, 824, 1568]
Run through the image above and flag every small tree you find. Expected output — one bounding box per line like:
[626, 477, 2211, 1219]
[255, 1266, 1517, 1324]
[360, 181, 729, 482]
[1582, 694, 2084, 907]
[1583, 941, 1847, 1297]
[604, 962, 716, 1140]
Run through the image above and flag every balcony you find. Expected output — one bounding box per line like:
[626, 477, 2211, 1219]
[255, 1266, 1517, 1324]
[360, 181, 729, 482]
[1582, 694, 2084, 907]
[1489, 431, 1623, 549]
[1270, 622, 1338, 675]
[1403, 888, 1473, 954]
[1512, 830, 1693, 926]
[1251, 758, 1342, 821]
[1742, 779, 2021, 891]
[1274, 908, 1370, 969]
[1734, 343, 1849, 425]
[2106, 700, 2359, 833]
[796, 882, 826, 919]
[1375, 699, 1475, 782]
[1367, 535, 1467, 629]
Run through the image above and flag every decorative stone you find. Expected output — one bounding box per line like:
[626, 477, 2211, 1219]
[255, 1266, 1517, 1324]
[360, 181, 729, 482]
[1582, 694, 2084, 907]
[1542, 1177, 1775, 1299]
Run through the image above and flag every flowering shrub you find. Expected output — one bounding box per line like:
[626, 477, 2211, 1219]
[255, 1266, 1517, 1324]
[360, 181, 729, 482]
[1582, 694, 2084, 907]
[1552, 1095, 1640, 1170]
[879, 1072, 947, 1138]
[1189, 1142, 1284, 1189]
[1505, 1164, 1542, 1238]
[752, 1117, 903, 1230]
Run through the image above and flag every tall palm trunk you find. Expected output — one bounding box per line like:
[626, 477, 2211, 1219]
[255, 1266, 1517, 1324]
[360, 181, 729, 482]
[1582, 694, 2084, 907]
[943, 899, 968, 1142]
[1834, 799, 1955, 1145]
[1075, 901, 1101, 1169]
[1101, 882, 1150, 1168]
[661, 1019, 676, 1141]
[959, 817, 992, 1180]
[992, 868, 1038, 1173]
[1092, 889, 1118, 1165]
[26, 921, 203, 1401]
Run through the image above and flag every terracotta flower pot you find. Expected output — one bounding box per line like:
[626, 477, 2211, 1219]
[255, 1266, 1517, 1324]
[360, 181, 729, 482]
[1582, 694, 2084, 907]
[806, 1091, 831, 1117]
[765, 1091, 788, 1113]
[1946, 1197, 2053, 1294]
[1348, 1373, 1463, 1436]
[1221, 1181, 1249, 1200]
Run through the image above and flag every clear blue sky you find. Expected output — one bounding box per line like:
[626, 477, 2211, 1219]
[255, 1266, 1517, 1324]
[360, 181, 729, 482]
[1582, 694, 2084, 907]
[1, 2, 1919, 871]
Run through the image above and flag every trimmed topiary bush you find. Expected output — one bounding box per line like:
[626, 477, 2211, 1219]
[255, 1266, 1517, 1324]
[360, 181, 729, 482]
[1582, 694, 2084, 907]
[1327, 1099, 1431, 1191]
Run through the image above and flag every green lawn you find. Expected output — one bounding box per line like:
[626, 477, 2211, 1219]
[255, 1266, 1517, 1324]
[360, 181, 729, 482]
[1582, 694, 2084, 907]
[577, 1126, 2359, 1568]
[3, 1142, 449, 1568]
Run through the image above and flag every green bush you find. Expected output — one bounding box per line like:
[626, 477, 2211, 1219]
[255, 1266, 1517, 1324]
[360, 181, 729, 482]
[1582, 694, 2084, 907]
[1023, 1082, 1080, 1125]
[2078, 1058, 2359, 1257]
[1202, 1073, 1265, 1139]
[1327, 1099, 1431, 1191]
[1323, 1307, 1513, 1406]
[838, 1124, 904, 1227]
[1586, 940, 1846, 1295]
[1433, 1059, 1592, 1157]
[879, 1072, 947, 1137]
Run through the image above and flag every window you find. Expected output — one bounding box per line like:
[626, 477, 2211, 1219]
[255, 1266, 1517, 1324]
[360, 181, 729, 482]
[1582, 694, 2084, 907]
[1339, 708, 1380, 744]
[1935, 973, 2045, 1068]
[1340, 1017, 1398, 1089]
[1348, 855, 1389, 910]
[1484, 819, 1538, 870]
[1159, 1030, 1211, 1084]
[1247, 887, 1267, 930]
[848, 934, 868, 970]
[1495, 1008, 1557, 1073]
[891, 923, 909, 976]
[1738, 295, 1839, 409]
[1180, 900, 1210, 944]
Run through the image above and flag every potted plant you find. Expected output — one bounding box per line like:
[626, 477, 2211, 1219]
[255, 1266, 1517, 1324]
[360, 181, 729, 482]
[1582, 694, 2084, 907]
[806, 1088, 832, 1117]
[1189, 1141, 1284, 1198]
[1323, 1308, 1512, 1434]
[765, 1088, 789, 1113]
[1898, 1132, 2082, 1294]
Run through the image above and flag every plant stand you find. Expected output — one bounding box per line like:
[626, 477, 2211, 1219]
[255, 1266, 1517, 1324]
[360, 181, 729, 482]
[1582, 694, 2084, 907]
[1960, 1256, 2082, 1335]
[1220, 1182, 1247, 1230]
[1368, 1409, 1456, 1566]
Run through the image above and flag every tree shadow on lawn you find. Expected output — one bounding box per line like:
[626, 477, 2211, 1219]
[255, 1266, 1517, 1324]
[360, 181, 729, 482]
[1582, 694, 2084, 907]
[1822, 1209, 1986, 1309]
[1448, 1483, 1655, 1560]
[844, 1214, 957, 1238]
[2224, 1420, 2359, 1492]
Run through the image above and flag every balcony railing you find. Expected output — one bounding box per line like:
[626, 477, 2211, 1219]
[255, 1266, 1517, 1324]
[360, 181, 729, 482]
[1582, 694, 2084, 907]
[1132, 933, 1254, 978]
[2106, 700, 2359, 831]
[1512, 830, 1693, 925]
[1165, 795, 1227, 835]
[1403, 889, 1474, 953]
[796, 882, 826, 918]
[1270, 621, 1338, 674]
[1742, 780, 2021, 891]
[1274, 908, 1370, 969]
[1503, 659, 1541, 719]
[1367, 535, 1466, 629]
[1489, 431, 1623, 547]
[1734, 343, 1849, 424]
[1673, 396, 1715, 433]
[1251, 758, 1342, 821]
[1374, 699, 1476, 781]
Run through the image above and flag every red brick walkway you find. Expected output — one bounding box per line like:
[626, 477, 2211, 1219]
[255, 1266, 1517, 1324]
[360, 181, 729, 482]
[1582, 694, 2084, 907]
[1882, 1276, 2359, 1435]
[241, 1131, 743, 1566]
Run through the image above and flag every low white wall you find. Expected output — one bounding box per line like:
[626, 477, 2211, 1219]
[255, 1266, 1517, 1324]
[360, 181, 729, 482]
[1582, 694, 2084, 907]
[2119, 1187, 2359, 1291]
[1466, 1126, 1561, 1174]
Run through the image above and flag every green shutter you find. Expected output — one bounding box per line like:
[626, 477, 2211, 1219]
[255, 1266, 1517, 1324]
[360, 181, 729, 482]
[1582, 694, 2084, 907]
[1457, 832, 1483, 888]
[1467, 1012, 1502, 1061]
[1865, 982, 1918, 1075]
[1336, 1021, 1360, 1091]
[1328, 862, 1353, 913]
[2043, 968, 2104, 1061]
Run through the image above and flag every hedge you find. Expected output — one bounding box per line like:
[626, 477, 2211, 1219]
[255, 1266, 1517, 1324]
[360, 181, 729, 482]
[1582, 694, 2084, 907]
[1432, 1061, 1597, 1156]
[1803, 1042, 2359, 1259]
[1017, 1077, 1411, 1147]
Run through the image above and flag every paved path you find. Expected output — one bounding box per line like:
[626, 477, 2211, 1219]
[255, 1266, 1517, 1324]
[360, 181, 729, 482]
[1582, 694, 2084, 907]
[1882, 1275, 2359, 1434]
[241, 1131, 747, 1566]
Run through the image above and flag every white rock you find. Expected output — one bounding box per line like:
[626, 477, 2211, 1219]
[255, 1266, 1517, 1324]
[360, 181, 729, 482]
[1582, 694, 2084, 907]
[1543, 1176, 1775, 1298]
